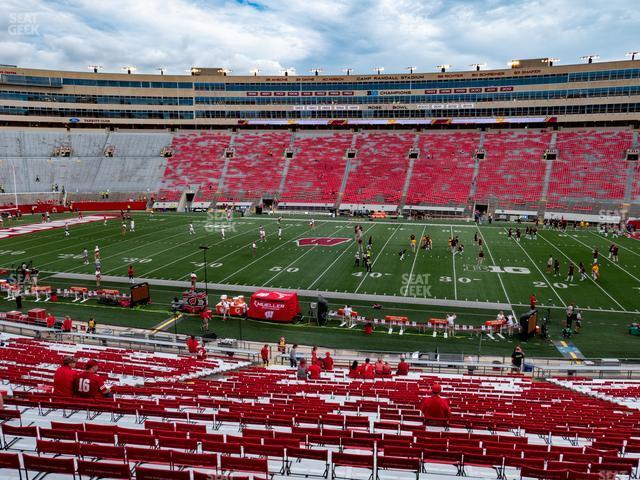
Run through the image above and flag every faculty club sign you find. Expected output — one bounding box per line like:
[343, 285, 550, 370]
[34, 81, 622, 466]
[296, 237, 350, 247]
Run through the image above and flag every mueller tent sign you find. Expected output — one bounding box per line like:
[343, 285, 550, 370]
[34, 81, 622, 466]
[248, 289, 301, 323]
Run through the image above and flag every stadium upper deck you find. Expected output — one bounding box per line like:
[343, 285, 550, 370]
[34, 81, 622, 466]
[0, 58, 639, 128]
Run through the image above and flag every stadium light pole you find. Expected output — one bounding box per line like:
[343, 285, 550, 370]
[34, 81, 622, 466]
[627, 51, 639, 61]
[342, 68, 353, 76]
[88, 65, 103, 74]
[222, 68, 232, 76]
[470, 63, 486, 71]
[122, 66, 137, 75]
[373, 67, 384, 75]
[309, 68, 323, 76]
[436, 64, 451, 73]
[280, 68, 295, 77]
[156, 67, 166, 75]
[543, 58, 559, 67]
[249, 68, 261, 76]
[199, 245, 209, 297]
[405, 66, 417, 74]
[580, 55, 599, 64]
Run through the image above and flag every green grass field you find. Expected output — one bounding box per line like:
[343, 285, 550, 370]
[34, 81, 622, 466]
[1, 211, 639, 359]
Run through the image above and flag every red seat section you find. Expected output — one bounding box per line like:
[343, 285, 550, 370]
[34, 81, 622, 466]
[547, 129, 632, 210]
[342, 132, 413, 204]
[159, 131, 231, 200]
[406, 131, 478, 206]
[280, 132, 352, 204]
[475, 130, 551, 207]
[219, 131, 290, 203]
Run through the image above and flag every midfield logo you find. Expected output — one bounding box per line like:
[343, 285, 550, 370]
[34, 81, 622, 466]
[296, 238, 351, 247]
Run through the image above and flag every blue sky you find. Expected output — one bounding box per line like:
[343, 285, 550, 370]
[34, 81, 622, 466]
[0, 0, 638, 76]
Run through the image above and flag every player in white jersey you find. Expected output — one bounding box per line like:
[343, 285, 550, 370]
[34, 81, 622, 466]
[309, 218, 315, 229]
[130, 219, 135, 232]
[278, 226, 282, 240]
[252, 241, 257, 256]
[64, 223, 70, 237]
[83, 248, 89, 265]
[221, 226, 225, 240]
[189, 223, 195, 235]
[259, 226, 266, 242]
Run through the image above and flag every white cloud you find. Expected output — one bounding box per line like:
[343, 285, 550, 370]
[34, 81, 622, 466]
[0, 0, 637, 75]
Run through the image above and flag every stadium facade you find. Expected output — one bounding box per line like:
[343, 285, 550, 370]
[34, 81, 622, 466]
[0, 59, 639, 127]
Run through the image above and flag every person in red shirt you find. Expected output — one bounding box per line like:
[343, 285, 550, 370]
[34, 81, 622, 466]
[186, 335, 199, 355]
[196, 346, 207, 360]
[374, 358, 385, 376]
[363, 322, 373, 335]
[322, 352, 334, 371]
[46, 313, 56, 329]
[529, 294, 537, 310]
[308, 361, 321, 380]
[382, 362, 392, 375]
[260, 344, 270, 366]
[396, 357, 410, 376]
[311, 346, 318, 365]
[419, 383, 451, 423]
[53, 356, 77, 397]
[62, 316, 72, 332]
[348, 361, 360, 378]
[362, 358, 375, 379]
[74, 360, 111, 399]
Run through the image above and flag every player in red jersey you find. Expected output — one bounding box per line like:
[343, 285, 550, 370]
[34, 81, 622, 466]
[53, 356, 77, 397]
[74, 360, 111, 398]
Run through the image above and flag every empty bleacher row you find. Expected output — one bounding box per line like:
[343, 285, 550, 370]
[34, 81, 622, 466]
[0, 333, 639, 480]
[0, 128, 636, 211]
[551, 377, 640, 411]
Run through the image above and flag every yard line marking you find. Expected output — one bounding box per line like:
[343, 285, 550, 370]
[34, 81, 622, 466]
[404, 225, 427, 297]
[537, 232, 627, 311]
[355, 225, 400, 293]
[450, 226, 458, 301]
[476, 225, 515, 316]
[151, 313, 183, 334]
[264, 225, 346, 285]
[218, 222, 328, 284]
[566, 232, 640, 283]
[148, 221, 299, 279]
[504, 228, 566, 306]
[24, 216, 189, 270]
[307, 225, 375, 290]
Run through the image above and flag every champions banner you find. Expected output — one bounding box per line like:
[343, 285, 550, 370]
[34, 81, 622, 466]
[248, 289, 301, 323]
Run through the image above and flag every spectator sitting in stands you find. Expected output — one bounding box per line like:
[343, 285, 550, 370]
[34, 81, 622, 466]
[419, 383, 451, 424]
[53, 356, 77, 397]
[374, 357, 385, 375]
[348, 360, 360, 378]
[397, 356, 410, 375]
[296, 359, 308, 380]
[322, 352, 334, 371]
[382, 362, 392, 375]
[362, 358, 375, 379]
[74, 360, 111, 399]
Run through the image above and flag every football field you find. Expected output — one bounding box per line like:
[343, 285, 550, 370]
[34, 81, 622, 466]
[1, 212, 639, 358]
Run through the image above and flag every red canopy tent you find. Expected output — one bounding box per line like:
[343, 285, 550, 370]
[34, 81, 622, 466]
[248, 289, 301, 323]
